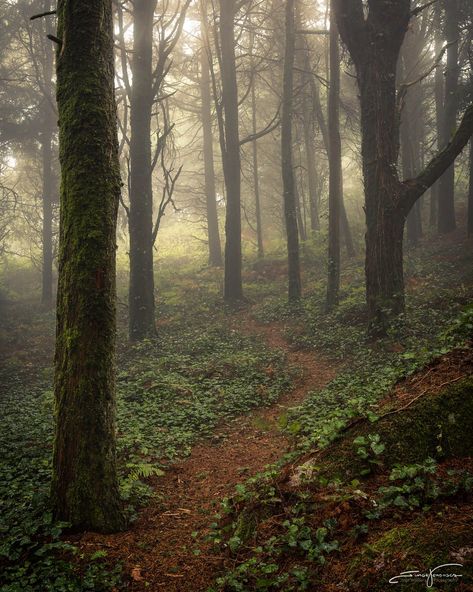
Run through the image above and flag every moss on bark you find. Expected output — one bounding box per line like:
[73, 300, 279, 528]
[51, 0, 125, 533]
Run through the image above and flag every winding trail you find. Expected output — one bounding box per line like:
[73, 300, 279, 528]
[77, 319, 336, 591]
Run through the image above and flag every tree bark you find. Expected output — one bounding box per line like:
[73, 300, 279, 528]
[302, 95, 319, 232]
[41, 98, 55, 307]
[340, 176, 356, 257]
[401, 107, 419, 247]
[40, 0, 56, 308]
[219, 0, 243, 302]
[438, 0, 459, 234]
[200, 23, 223, 267]
[334, 0, 473, 334]
[326, 4, 341, 310]
[52, 0, 125, 532]
[430, 0, 444, 228]
[128, 0, 157, 340]
[281, 0, 301, 301]
[251, 73, 264, 258]
[309, 60, 354, 254]
[335, 0, 414, 333]
[468, 137, 473, 237]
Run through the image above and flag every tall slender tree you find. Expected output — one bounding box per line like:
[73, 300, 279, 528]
[326, 2, 341, 310]
[438, 0, 459, 234]
[281, 0, 301, 301]
[468, 138, 473, 237]
[200, 4, 223, 267]
[250, 60, 264, 258]
[128, 0, 158, 340]
[51, 0, 125, 532]
[219, 0, 244, 301]
[39, 11, 56, 307]
[430, 0, 444, 228]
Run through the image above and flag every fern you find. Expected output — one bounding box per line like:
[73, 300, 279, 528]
[125, 462, 165, 482]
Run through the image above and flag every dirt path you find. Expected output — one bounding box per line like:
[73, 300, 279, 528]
[78, 320, 336, 591]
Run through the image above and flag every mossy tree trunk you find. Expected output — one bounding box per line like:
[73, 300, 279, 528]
[51, 0, 125, 533]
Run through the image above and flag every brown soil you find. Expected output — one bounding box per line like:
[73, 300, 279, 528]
[75, 319, 336, 591]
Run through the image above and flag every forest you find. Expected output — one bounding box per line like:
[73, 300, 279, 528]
[0, 0, 473, 590]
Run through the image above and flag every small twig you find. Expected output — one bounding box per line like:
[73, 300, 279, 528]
[30, 9, 56, 21]
[379, 375, 465, 419]
[296, 29, 329, 36]
[47, 34, 62, 47]
[411, 0, 437, 18]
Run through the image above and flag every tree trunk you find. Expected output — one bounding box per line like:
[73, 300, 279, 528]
[302, 100, 319, 232]
[309, 60, 354, 254]
[301, 56, 320, 233]
[41, 103, 55, 307]
[400, 76, 419, 247]
[340, 177, 356, 257]
[219, 0, 243, 302]
[430, 0, 444, 228]
[295, 182, 307, 243]
[326, 4, 342, 310]
[336, 0, 410, 333]
[438, 0, 459, 234]
[128, 0, 157, 340]
[281, 0, 301, 301]
[468, 138, 473, 237]
[335, 0, 473, 335]
[40, 4, 55, 308]
[200, 28, 223, 267]
[52, 0, 125, 533]
[251, 76, 264, 258]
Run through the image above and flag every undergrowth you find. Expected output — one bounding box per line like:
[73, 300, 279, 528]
[205, 238, 473, 591]
[0, 293, 290, 590]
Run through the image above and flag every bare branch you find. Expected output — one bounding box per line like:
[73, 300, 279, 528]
[410, 0, 437, 18]
[296, 29, 329, 35]
[401, 104, 473, 212]
[30, 10, 56, 21]
[239, 105, 280, 146]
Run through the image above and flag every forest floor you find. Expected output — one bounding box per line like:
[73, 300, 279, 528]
[1, 231, 473, 591]
[75, 318, 337, 591]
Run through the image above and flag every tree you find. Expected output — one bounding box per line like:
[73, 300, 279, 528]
[218, 0, 244, 302]
[200, 1, 223, 267]
[250, 33, 265, 259]
[34, 2, 56, 307]
[127, 0, 158, 340]
[469, 138, 473, 237]
[326, 2, 341, 310]
[303, 38, 355, 256]
[51, 0, 125, 532]
[438, 0, 459, 234]
[281, 0, 301, 301]
[122, 0, 189, 340]
[430, 0, 444, 228]
[334, 0, 473, 334]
